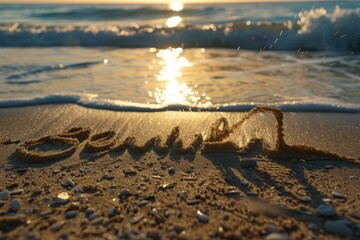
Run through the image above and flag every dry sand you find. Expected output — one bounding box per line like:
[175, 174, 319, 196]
[0, 104, 359, 239]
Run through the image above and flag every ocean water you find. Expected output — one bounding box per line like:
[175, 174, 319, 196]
[0, 1, 360, 112]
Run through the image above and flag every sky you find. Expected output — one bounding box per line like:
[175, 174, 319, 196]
[0, 0, 316, 3]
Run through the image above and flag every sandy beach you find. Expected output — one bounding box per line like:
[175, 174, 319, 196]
[0, 104, 359, 239]
[1, 0, 360, 239]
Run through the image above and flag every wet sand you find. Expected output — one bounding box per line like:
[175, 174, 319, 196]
[0, 104, 359, 239]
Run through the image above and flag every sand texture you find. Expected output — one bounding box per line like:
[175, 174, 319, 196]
[0, 104, 359, 239]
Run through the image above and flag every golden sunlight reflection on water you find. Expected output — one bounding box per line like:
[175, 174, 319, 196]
[166, 1, 184, 28]
[150, 48, 211, 106]
[166, 16, 182, 28]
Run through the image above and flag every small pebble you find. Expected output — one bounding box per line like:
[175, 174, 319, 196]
[349, 176, 358, 180]
[73, 186, 84, 194]
[24, 208, 34, 214]
[144, 195, 156, 202]
[33, 188, 42, 195]
[240, 159, 257, 168]
[10, 199, 21, 212]
[150, 208, 158, 216]
[123, 168, 137, 175]
[10, 189, 23, 195]
[265, 232, 288, 240]
[65, 210, 78, 219]
[316, 204, 336, 217]
[325, 220, 352, 237]
[130, 215, 143, 225]
[64, 179, 76, 188]
[246, 191, 258, 196]
[152, 175, 163, 180]
[51, 221, 66, 232]
[85, 208, 95, 215]
[108, 208, 119, 217]
[177, 191, 186, 198]
[332, 191, 344, 199]
[137, 200, 149, 207]
[68, 202, 80, 211]
[2, 139, 20, 145]
[224, 190, 242, 197]
[160, 183, 175, 190]
[91, 217, 104, 225]
[186, 199, 202, 205]
[197, 211, 209, 223]
[322, 198, 332, 203]
[40, 208, 53, 216]
[168, 167, 175, 174]
[119, 189, 131, 198]
[299, 196, 311, 202]
[88, 213, 100, 221]
[55, 192, 70, 204]
[0, 190, 10, 200]
[16, 168, 28, 173]
[276, 190, 283, 195]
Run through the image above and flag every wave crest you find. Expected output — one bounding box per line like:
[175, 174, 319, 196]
[0, 6, 359, 51]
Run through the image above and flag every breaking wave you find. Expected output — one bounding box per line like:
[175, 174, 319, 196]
[0, 6, 359, 51]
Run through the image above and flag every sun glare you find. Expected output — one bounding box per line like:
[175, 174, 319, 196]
[154, 48, 192, 104]
[170, 1, 184, 12]
[166, 16, 182, 28]
[150, 48, 210, 106]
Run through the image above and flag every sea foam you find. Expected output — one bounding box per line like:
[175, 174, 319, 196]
[0, 6, 359, 51]
[0, 93, 359, 113]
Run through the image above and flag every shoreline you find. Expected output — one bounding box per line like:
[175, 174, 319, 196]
[0, 104, 359, 239]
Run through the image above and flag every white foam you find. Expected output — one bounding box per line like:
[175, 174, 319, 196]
[0, 93, 359, 113]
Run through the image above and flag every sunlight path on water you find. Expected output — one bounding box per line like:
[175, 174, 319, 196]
[150, 47, 211, 106]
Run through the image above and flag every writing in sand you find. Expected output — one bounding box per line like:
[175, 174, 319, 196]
[14, 107, 357, 164]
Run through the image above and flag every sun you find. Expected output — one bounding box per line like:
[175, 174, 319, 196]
[170, 1, 184, 12]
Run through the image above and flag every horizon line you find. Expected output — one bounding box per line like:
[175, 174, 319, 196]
[0, 0, 350, 4]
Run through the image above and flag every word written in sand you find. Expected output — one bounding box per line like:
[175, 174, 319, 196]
[14, 107, 357, 164]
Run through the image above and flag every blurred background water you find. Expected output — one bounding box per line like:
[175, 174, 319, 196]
[0, 1, 359, 111]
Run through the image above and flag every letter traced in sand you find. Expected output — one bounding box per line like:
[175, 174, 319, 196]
[16, 136, 79, 163]
[15, 107, 359, 164]
[85, 131, 116, 152]
[58, 127, 91, 142]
